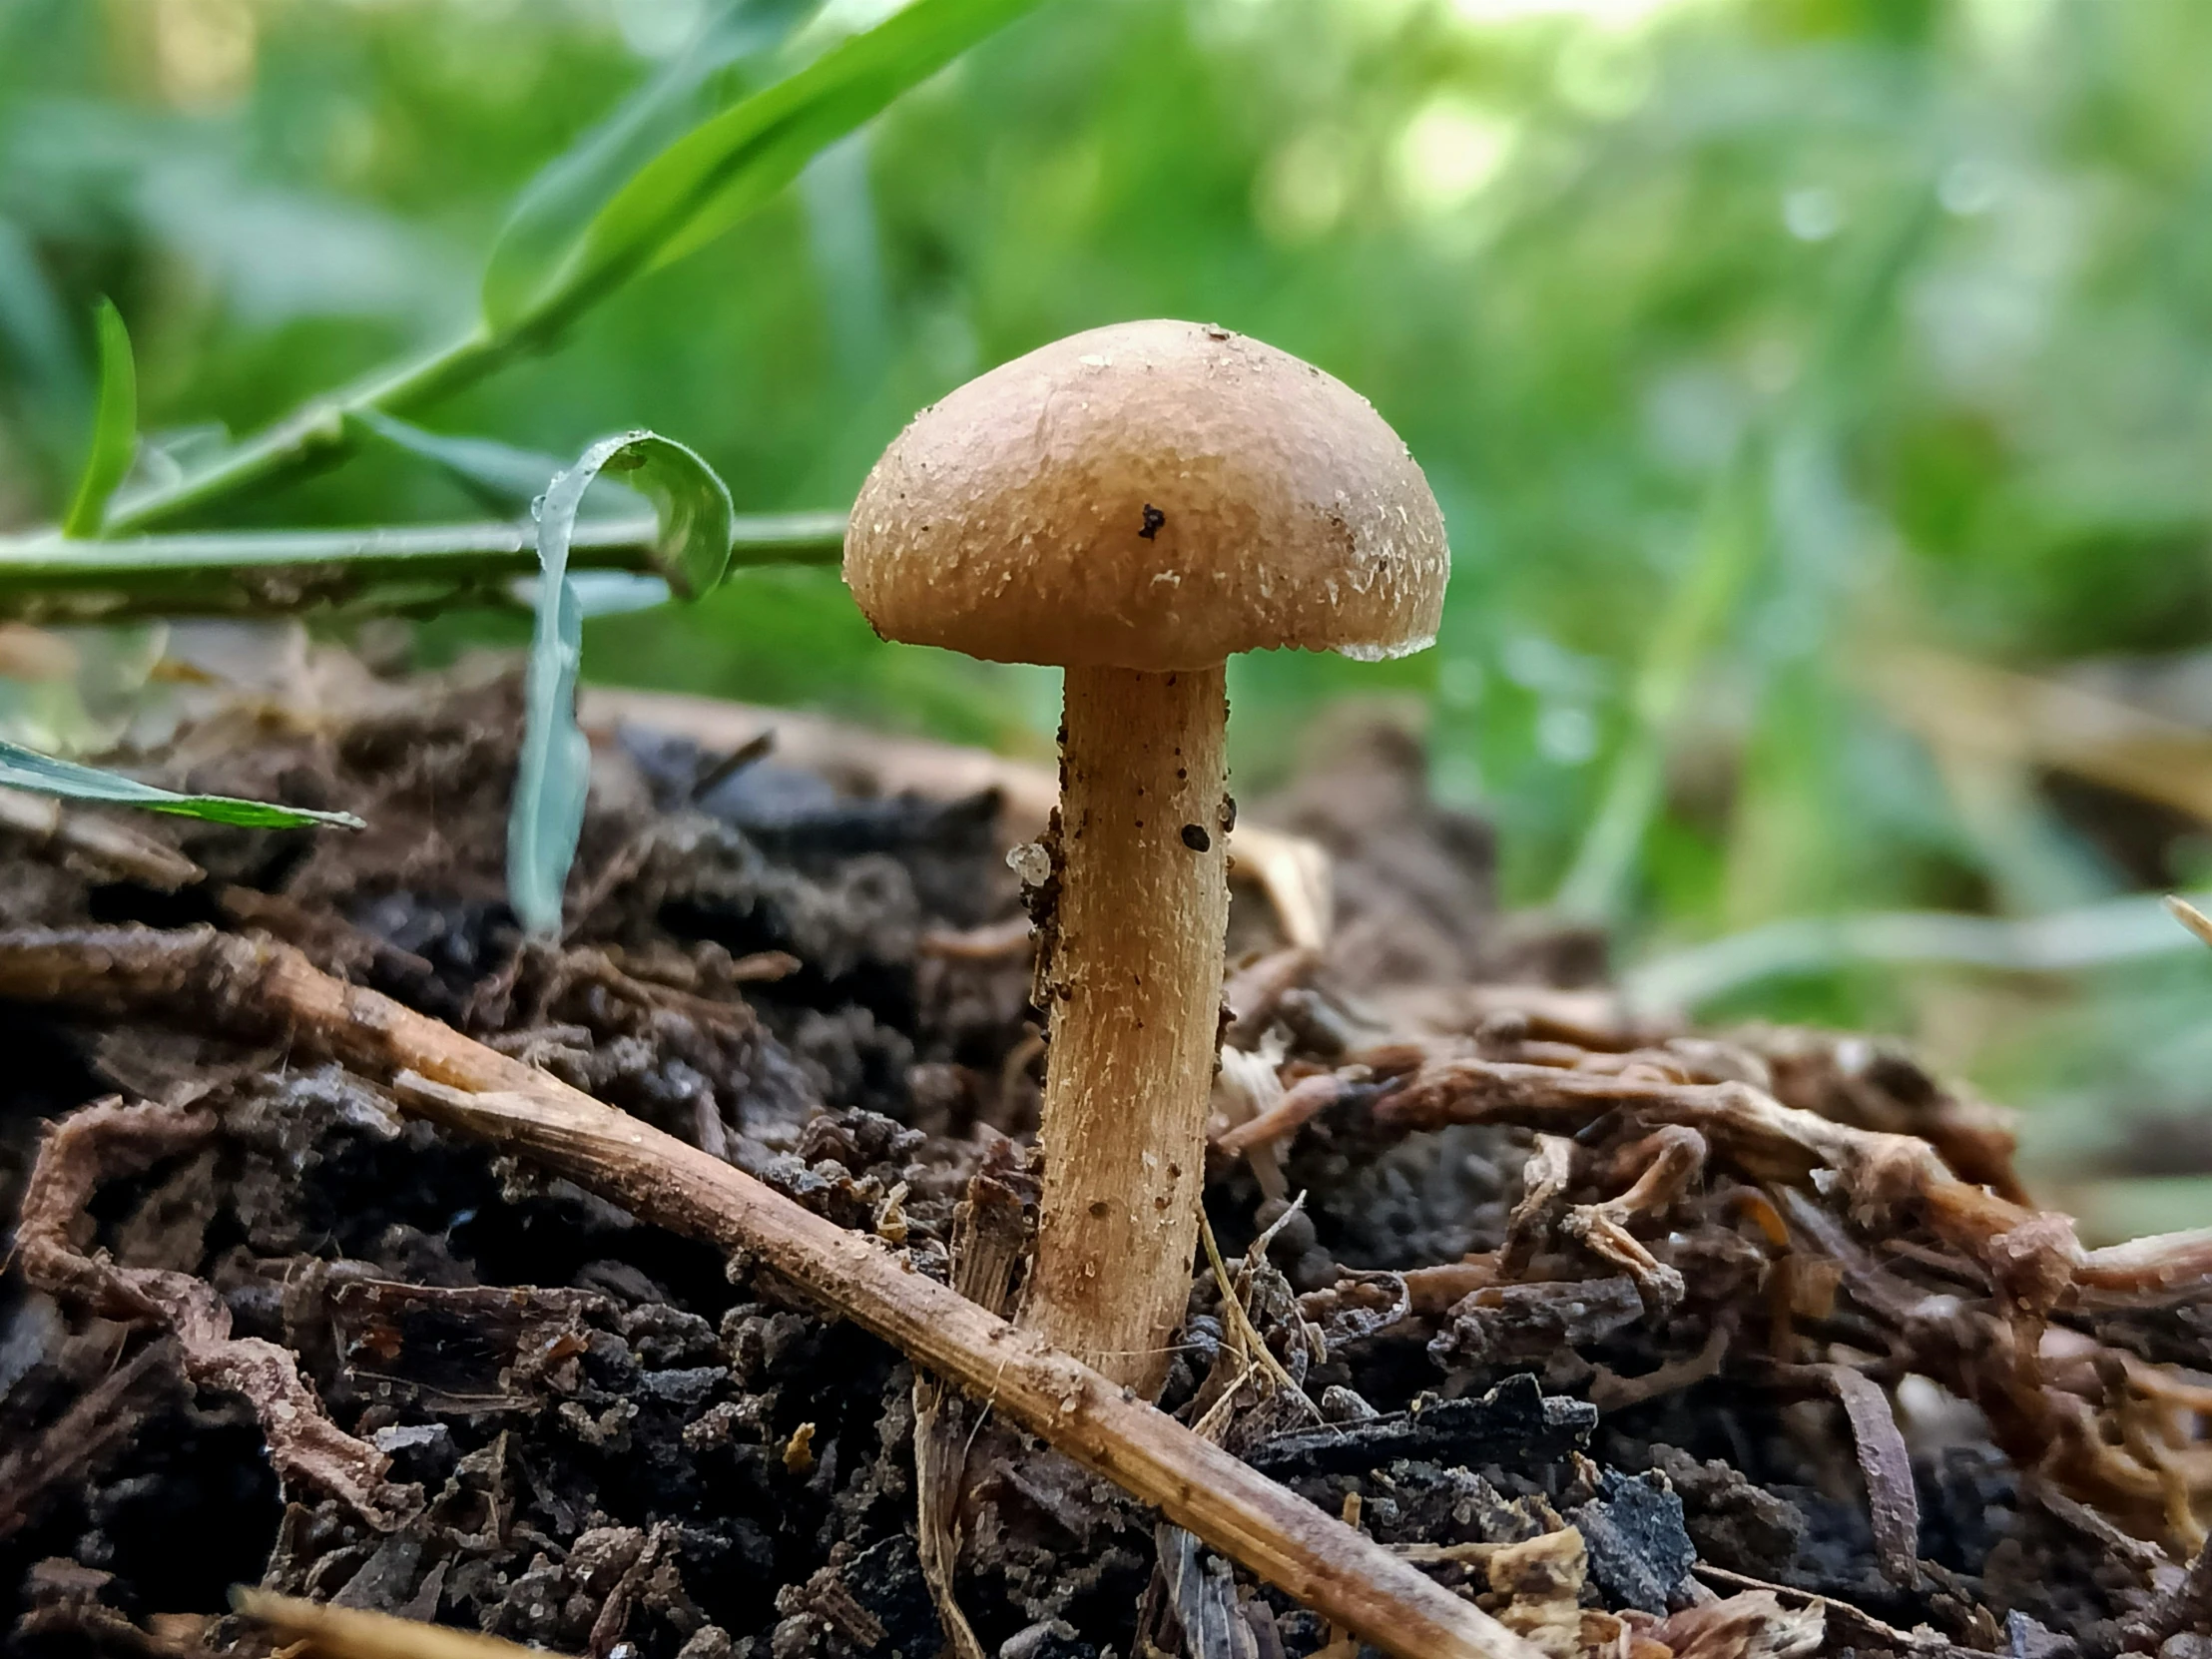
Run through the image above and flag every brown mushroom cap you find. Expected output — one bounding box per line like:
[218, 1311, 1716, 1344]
[843, 319, 1449, 672]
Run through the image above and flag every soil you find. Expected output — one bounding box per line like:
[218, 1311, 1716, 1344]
[0, 665, 2201, 1659]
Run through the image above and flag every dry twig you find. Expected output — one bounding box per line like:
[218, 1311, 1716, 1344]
[0, 924, 1536, 1659]
[1376, 1055, 2212, 1313]
[1212, 1072, 1349, 1158]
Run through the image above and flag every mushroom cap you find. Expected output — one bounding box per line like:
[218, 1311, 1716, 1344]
[843, 319, 1449, 671]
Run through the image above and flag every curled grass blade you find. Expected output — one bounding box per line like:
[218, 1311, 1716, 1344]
[508, 430, 733, 935]
[0, 739, 363, 830]
[61, 299, 136, 539]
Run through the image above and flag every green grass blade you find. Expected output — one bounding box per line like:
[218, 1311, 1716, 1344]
[104, 0, 1031, 535]
[483, 0, 817, 331]
[623, 0, 1040, 276]
[0, 739, 363, 830]
[489, 0, 1043, 336]
[508, 429, 734, 935]
[1553, 442, 1768, 922]
[617, 431, 737, 600]
[349, 409, 576, 513]
[60, 299, 136, 539]
[1553, 189, 1938, 926]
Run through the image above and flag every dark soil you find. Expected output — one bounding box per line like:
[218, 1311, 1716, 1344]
[0, 670, 2199, 1659]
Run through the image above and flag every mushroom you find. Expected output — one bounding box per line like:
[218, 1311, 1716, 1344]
[843, 319, 1448, 1395]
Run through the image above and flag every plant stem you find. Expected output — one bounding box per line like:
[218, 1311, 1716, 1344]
[236, 1594, 546, 1659]
[100, 327, 508, 536]
[0, 511, 845, 623]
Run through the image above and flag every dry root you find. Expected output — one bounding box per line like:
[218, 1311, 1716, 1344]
[1203, 1023, 2212, 1549]
[16, 1098, 414, 1525]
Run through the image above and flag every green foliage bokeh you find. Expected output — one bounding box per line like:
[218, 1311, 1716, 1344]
[7, 0, 2212, 1201]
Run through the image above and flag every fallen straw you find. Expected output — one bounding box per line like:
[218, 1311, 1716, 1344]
[234, 1591, 546, 1659]
[0, 924, 1535, 1659]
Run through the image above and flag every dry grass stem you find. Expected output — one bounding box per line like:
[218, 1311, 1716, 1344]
[235, 1590, 559, 1659]
[0, 787, 204, 890]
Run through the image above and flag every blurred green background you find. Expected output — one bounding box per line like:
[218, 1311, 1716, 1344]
[2, 0, 2211, 1226]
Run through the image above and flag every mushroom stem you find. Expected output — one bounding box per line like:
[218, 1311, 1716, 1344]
[1026, 662, 1231, 1395]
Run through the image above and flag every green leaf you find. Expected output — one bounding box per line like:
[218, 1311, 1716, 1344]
[550, 572, 675, 617]
[61, 299, 136, 539]
[349, 409, 576, 513]
[482, 0, 817, 332]
[1554, 438, 1769, 923]
[484, 0, 1043, 335]
[508, 429, 733, 935]
[0, 739, 364, 830]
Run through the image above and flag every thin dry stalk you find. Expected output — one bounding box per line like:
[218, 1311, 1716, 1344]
[236, 1590, 556, 1659]
[0, 924, 1536, 1659]
[914, 1153, 1032, 1659]
[0, 788, 203, 891]
[1212, 1072, 1348, 1157]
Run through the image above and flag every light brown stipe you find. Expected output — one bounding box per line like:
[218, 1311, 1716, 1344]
[845, 319, 1448, 1394]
